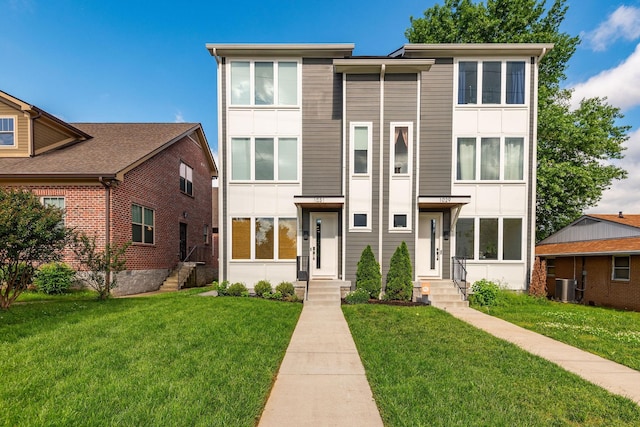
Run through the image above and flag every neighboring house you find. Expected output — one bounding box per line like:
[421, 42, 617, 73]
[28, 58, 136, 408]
[536, 213, 640, 311]
[207, 43, 551, 295]
[0, 90, 218, 295]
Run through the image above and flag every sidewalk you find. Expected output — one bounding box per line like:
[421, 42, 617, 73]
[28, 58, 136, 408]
[446, 306, 640, 405]
[258, 305, 384, 427]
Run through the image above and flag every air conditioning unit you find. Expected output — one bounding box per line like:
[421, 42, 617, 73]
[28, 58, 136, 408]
[555, 278, 576, 302]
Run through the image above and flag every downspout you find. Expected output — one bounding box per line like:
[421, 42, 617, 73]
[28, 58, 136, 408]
[28, 110, 42, 157]
[99, 177, 114, 289]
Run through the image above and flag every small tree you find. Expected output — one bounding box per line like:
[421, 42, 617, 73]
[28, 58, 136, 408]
[385, 242, 413, 301]
[529, 257, 548, 298]
[356, 245, 381, 299]
[73, 233, 130, 300]
[0, 188, 72, 309]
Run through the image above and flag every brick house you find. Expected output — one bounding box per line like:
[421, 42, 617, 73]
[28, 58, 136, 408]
[536, 213, 640, 311]
[0, 90, 218, 295]
[207, 42, 552, 299]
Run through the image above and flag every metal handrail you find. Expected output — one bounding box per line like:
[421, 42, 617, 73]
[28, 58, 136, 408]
[452, 256, 468, 300]
[297, 256, 309, 301]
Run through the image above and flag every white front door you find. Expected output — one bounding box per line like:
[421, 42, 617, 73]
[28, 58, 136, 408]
[309, 212, 338, 279]
[417, 213, 442, 277]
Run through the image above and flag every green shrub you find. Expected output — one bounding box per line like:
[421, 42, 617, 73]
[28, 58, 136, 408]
[356, 245, 381, 298]
[214, 280, 229, 296]
[276, 281, 295, 297]
[264, 291, 283, 300]
[385, 241, 413, 301]
[254, 280, 272, 297]
[227, 282, 248, 297]
[470, 279, 500, 307]
[34, 262, 75, 295]
[344, 288, 370, 304]
[284, 293, 300, 303]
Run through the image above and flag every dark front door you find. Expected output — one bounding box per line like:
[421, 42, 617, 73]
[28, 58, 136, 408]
[179, 223, 187, 261]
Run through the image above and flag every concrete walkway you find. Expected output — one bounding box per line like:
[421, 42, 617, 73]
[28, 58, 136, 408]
[258, 305, 384, 427]
[447, 306, 640, 405]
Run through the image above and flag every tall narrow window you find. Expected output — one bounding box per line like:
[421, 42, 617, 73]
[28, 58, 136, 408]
[231, 138, 250, 180]
[278, 138, 297, 180]
[232, 218, 251, 259]
[278, 218, 297, 259]
[255, 218, 274, 259]
[230, 62, 250, 105]
[455, 218, 474, 258]
[393, 126, 409, 174]
[479, 218, 498, 259]
[546, 258, 555, 277]
[255, 138, 274, 180]
[457, 138, 476, 180]
[0, 118, 15, 146]
[504, 138, 524, 180]
[278, 62, 298, 105]
[482, 61, 501, 104]
[506, 62, 525, 104]
[480, 137, 500, 180]
[503, 218, 522, 260]
[353, 126, 369, 174]
[255, 62, 274, 105]
[180, 162, 193, 196]
[458, 62, 477, 104]
[132, 204, 154, 244]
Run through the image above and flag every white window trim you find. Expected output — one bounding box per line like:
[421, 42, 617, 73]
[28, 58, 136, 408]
[454, 59, 529, 107]
[457, 216, 525, 262]
[41, 196, 66, 224]
[227, 59, 302, 108]
[351, 213, 370, 232]
[349, 122, 372, 177]
[0, 116, 17, 148]
[612, 255, 631, 281]
[390, 122, 413, 177]
[454, 135, 527, 183]
[230, 216, 298, 261]
[229, 136, 299, 183]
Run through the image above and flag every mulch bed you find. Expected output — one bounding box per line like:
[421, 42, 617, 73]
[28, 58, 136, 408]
[341, 298, 428, 307]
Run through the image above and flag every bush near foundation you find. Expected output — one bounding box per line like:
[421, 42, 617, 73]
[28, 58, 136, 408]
[385, 242, 413, 301]
[254, 280, 272, 297]
[34, 262, 75, 295]
[356, 245, 382, 299]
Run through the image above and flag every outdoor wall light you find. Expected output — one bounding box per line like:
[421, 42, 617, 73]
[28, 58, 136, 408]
[303, 230, 309, 240]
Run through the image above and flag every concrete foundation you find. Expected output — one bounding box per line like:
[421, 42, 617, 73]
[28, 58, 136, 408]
[112, 269, 170, 296]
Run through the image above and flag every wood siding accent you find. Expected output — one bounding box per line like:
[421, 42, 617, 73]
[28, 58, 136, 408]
[382, 74, 418, 280]
[301, 58, 342, 195]
[0, 102, 29, 157]
[345, 74, 381, 283]
[33, 121, 74, 153]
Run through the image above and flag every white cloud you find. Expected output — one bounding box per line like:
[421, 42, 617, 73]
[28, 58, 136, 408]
[585, 5, 640, 51]
[587, 128, 640, 214]
[570, 42, 640, 111]
[174, 111, 185, 123]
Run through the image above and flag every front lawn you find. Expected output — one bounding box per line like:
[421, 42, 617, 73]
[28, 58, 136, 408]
[472, 292, 640, 371]
[0, 289, 302, 426]
[343, 304, 640, 426]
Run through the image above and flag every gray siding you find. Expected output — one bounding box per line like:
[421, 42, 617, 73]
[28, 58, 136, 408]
[381, 74, 418, 280]
[543, 219, 640, 244]
[302, 58, 343, 196]
[344, 74, 381, 284]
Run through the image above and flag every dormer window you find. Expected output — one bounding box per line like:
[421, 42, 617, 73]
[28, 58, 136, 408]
[0, 118, 15, 146]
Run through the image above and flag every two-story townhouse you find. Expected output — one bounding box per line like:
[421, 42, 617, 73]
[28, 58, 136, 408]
[207, 43, 552, 298]
[0, 90, 218, 295]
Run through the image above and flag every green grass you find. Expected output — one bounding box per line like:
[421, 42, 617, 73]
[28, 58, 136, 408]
[0, 289, 302, 426]
[472, 291, 640, 371]
[15, 288, 99, 302]
[343, 304, 640, 427]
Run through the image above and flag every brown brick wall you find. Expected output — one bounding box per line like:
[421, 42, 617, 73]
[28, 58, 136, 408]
[546, 255, 640, 311]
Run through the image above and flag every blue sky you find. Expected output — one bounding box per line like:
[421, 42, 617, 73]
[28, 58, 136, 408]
[2, 0, 640, 213]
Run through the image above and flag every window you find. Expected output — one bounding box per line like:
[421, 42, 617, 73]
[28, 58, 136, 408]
[455, 218, 474, 258]
[203, 224, 209, 244]
[393, 126, 409, 174]
[456, 136, 525, 181]
[457, 61, 526, 105]
[354, 214, 367, 228]
[613, 256, 630, 280]
[479, 218, 498, 260]
[42, 197, 65, 225]
[352, 125, 370, 174]
[546, 258, 556, 277]
[180, 162, 193, 196]
[502, 218, 522, 260]
[230, 61, 298, 106]
[0, 117, 15, 146]
[393, 214, 407, 228]
[132, 204, 154, 244]
[232, 217, 297, 260]
[230, 137, 298, 181]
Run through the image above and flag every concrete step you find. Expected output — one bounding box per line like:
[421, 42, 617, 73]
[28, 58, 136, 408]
[432, 300, 470, 309]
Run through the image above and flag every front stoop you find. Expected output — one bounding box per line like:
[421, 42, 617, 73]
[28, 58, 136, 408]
[159, 262, 197, 292]
[421, 280, 469, 309]
[304, 280, 345, 306]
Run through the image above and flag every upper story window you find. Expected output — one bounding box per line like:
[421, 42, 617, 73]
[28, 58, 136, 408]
[180, 162, 193, 196]
[231, 137, 298, 182]
[350, 123, 372, 175]
[0, 117, 15, 146]
[458, 60, 526, 105]
[391, 123, 412, 175]
[230, 61, 299, 106]
[132, 204, 154, 245]
[456, 136, 524, 182]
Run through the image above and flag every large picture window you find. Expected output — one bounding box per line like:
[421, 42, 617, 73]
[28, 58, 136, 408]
[457, 60, 526, 105]
[458, 217, 523, 261]
[231, 137, 298, 182]
[455, 218, 474, 258]
[230, 61, 298, 106]
[231, 217, 297, 260]
[132, 204, 154, 244]
[456, 136, 524, 181]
